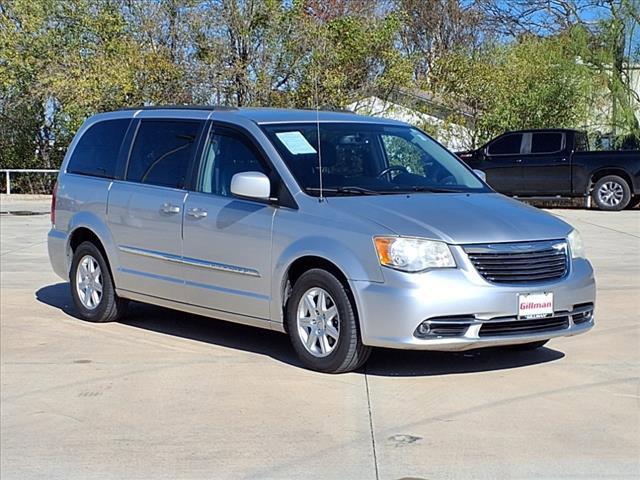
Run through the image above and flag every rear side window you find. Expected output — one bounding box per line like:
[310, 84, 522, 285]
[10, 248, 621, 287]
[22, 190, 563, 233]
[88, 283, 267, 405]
[531, 132, 563, 153]
[66, 119, 130, 178]
[574, 132, 589, 152]
[126, 120, 203, 189]
[487, 134, 522, 155]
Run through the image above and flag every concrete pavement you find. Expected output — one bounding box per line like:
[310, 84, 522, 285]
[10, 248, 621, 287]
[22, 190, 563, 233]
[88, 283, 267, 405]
[0, 194, 52, 214]
[1, 204, 638, 479]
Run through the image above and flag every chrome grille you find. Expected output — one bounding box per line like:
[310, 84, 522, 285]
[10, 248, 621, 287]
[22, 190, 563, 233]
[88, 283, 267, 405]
[464, 240, 568, 284]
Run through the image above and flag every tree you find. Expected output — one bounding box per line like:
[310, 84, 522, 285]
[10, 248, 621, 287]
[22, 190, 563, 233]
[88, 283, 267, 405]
[293, 9, 413, 109]
[1, 0, 61, 169]
[122, 0, 195, 105]
[0, 0, 197, 173]
[394, 0, 484, 80]
[2, 0, 635, 185]
[189, 0, 310, 107]
[1, 0, 142, 169]
[474, 0, 640, 143]
[431, 34, 594, 147]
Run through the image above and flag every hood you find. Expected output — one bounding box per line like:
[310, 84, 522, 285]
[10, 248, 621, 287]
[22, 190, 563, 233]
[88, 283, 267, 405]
[326, 193, 572, 244]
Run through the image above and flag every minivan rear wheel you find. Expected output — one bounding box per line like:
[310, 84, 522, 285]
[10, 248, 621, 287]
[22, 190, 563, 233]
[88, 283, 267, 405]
[286, 269, 371, 373]
[70, 241, 127, 322]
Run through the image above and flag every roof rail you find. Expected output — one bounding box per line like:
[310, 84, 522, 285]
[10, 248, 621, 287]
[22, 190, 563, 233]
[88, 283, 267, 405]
[115, 105, 238, 112]
[299, 106, 356, 114]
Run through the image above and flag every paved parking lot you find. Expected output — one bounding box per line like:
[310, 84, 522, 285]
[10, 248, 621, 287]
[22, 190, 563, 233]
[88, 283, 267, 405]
[1, 201, 639, 479]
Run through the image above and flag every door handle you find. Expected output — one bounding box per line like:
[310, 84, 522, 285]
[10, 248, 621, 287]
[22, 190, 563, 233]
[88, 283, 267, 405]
[161, 203, 181, 214]
[187, 208, 208, 219]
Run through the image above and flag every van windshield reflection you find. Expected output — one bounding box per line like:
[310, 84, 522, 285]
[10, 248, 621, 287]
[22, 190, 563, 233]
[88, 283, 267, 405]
[262, 123, 489, 196]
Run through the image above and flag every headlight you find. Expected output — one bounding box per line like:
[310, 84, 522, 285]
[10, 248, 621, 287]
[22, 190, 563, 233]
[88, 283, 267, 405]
[373, 236, 456, 272]
[567, 229, 586, 259]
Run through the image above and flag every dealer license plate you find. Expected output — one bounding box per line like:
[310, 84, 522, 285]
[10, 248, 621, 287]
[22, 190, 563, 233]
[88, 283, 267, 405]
[518, 292, 554, 319]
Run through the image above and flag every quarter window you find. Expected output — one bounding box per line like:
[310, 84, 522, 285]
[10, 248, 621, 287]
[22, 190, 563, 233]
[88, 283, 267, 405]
[487, 134, 523, 155]
[200, 132, 269, 196]
[126, 120, 203, 189]
[574, 133, 589, 152]
[531, 132, 563, 153]
[67, 119, 130, 178]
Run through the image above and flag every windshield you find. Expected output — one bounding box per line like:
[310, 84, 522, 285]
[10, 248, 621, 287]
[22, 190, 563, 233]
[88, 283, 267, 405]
[262, 123, 489, 196]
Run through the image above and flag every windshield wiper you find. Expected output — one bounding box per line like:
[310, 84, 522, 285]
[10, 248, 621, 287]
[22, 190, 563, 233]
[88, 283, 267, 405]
[305, 186, 381, 196]
[378, 185, 463, 194]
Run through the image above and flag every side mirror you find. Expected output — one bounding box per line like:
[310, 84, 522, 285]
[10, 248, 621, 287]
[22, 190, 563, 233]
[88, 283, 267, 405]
[230, 171, 271, 200]
[473, 169, 487, 182]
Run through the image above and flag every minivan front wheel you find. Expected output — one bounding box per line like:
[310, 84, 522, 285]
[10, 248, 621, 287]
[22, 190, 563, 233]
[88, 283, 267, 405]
[70, 241, 127, 322]
[286, 269, 371, 373]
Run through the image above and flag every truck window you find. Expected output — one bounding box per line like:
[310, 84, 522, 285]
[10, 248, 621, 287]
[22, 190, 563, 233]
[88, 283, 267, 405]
[66, 119, 130, 178]
[574, 132, 589, 152]
[531, 132, 563, 153]
[126, 120, 203, 189]
[487, 134, 523, 155]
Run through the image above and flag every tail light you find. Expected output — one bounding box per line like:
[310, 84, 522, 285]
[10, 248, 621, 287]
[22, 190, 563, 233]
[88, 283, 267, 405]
[50, 181, 58, 225]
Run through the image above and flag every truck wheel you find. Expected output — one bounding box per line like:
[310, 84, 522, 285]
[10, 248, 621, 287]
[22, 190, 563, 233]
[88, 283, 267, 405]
[591, 175, 631, 211]
[70, 241, 128, 322]
[286, 269, 371, 373]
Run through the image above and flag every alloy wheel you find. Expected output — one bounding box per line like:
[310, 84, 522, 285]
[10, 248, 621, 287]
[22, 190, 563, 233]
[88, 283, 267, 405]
[75, 254, 103, 310]
[296, 287, 340, 358]
[598, 181, 624, 207]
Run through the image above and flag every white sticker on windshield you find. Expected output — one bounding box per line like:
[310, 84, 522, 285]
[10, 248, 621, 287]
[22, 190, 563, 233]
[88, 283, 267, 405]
[275, 131, 317, 155]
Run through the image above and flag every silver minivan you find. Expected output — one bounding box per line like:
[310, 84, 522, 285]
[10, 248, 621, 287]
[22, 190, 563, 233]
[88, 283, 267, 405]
[48, 107, 595, 373]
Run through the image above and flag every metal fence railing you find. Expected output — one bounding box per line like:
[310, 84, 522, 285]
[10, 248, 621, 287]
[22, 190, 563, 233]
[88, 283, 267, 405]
[1, 169, 59, 195]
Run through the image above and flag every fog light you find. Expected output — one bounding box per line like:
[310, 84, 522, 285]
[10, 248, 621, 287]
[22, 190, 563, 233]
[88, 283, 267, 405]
[414, 318, 474, 338]
[417, 322, 431, 336]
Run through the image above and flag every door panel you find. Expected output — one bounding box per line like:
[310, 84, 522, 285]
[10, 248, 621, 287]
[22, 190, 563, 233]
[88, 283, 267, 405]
[182, 193, 274, 319]
[480, 133, 524, 194]
[106, 118, 204, 301]
[107, 182, 186, 300]
[519, 132, 571, 195]
[478, 156, 522, 194]
[181, 126, 275, 320]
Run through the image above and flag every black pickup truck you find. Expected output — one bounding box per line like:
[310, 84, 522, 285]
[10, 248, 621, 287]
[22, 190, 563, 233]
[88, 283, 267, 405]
[457, 129, 640, 210]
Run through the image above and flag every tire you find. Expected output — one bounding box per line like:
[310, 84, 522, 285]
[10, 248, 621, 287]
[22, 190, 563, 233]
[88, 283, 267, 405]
[70, 241, 128, 322]
[591, 175, 631, 211]
[286, 269, 371, 373]
[506, 340, 549, 351]
[628, 195, 640, 209]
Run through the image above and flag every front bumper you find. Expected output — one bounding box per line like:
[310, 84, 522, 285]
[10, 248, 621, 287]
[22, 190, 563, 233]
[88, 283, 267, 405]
[352, 250, 596, 351]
